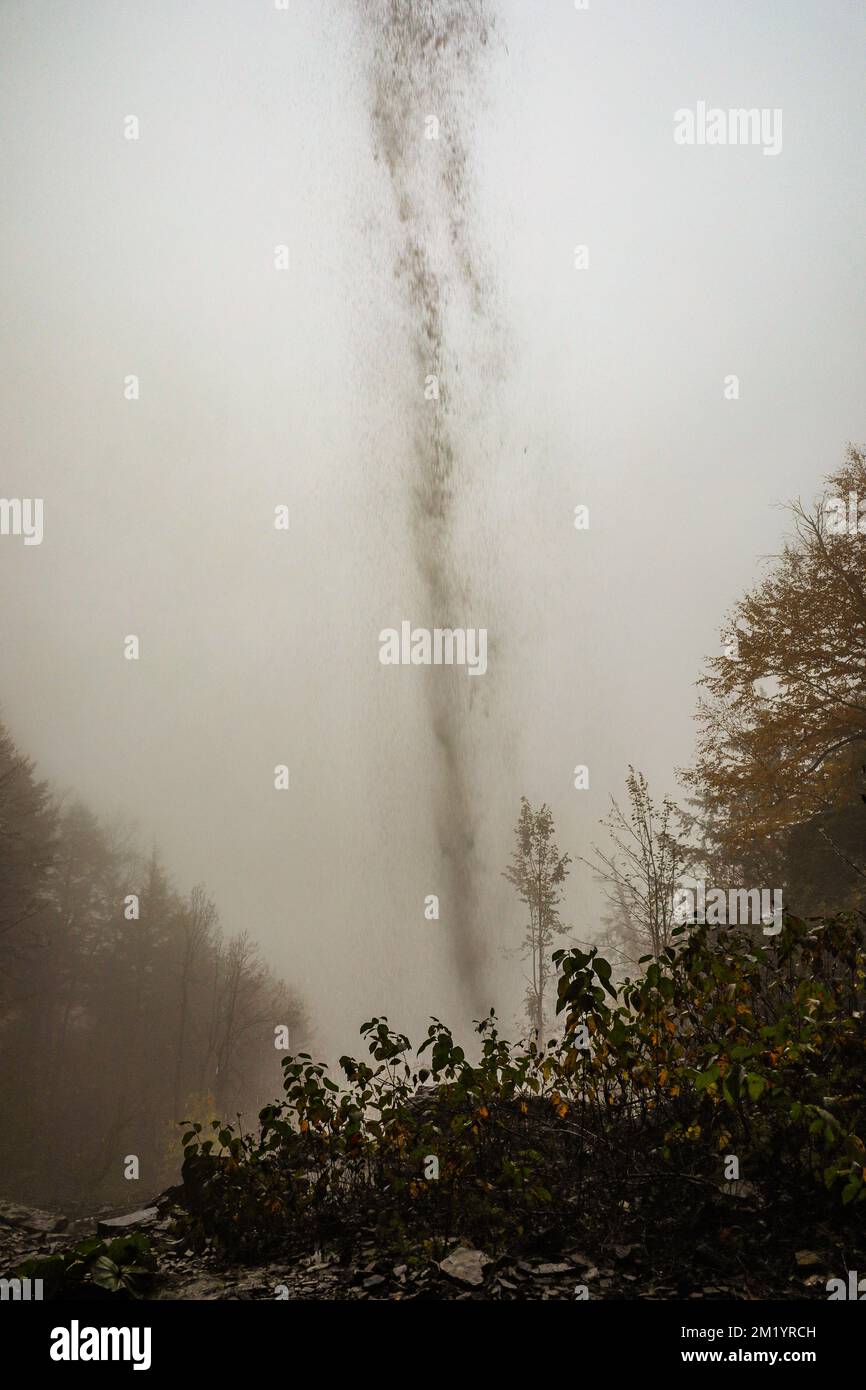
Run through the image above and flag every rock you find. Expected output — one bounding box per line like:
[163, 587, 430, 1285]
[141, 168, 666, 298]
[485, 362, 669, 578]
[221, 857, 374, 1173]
[304, 1251, 332, 1271]
[439, 1247, 491, 1288]
[794, 1250, 822, 1269]
[720, 1179, 761, 1201]
[363, 1274, 387, 1291]
[537, 1262, 572, 1276]
[159, 1274, 229, 1300]
[96, 1207, 159, 1237]
[0, 1202, 67, 1235]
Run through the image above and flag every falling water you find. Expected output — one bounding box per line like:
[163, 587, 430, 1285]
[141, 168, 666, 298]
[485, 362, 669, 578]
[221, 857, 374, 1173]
[355, 1, 501, 1008]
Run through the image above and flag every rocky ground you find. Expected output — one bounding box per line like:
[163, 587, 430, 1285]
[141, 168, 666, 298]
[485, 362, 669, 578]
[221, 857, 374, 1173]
[0, 1188, 854, 1300]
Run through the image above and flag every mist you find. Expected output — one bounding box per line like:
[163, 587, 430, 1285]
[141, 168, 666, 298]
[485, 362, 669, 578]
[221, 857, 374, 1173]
[1, 0, 864, 1078]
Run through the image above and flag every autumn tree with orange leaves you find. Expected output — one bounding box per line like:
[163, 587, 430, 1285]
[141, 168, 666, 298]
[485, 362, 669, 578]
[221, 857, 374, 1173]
[685, 445, 866, 912]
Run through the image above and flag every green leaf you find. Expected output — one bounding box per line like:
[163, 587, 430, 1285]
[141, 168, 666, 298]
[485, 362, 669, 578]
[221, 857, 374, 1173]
[89, 1256, 123, 1292]
[746, 1074, 766, 1102]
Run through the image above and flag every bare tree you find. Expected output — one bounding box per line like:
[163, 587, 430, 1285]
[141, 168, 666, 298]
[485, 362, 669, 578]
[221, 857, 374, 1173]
[503, 797, 571, 1041]
[584, 768, 691, 968]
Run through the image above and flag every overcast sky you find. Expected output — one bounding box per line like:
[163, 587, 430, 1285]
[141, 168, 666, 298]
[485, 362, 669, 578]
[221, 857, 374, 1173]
[1, 0, 864, 1057]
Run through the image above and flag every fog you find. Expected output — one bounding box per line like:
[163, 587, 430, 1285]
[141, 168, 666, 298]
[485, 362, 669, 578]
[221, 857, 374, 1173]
[1, 0, 864, 1064]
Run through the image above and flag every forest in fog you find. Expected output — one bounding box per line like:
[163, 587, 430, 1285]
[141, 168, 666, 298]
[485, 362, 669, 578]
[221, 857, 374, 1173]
[0, 737, 308, 1203]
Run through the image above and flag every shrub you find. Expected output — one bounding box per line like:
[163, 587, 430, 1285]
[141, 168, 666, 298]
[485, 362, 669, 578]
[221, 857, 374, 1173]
[177, 913, 866, 1261]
